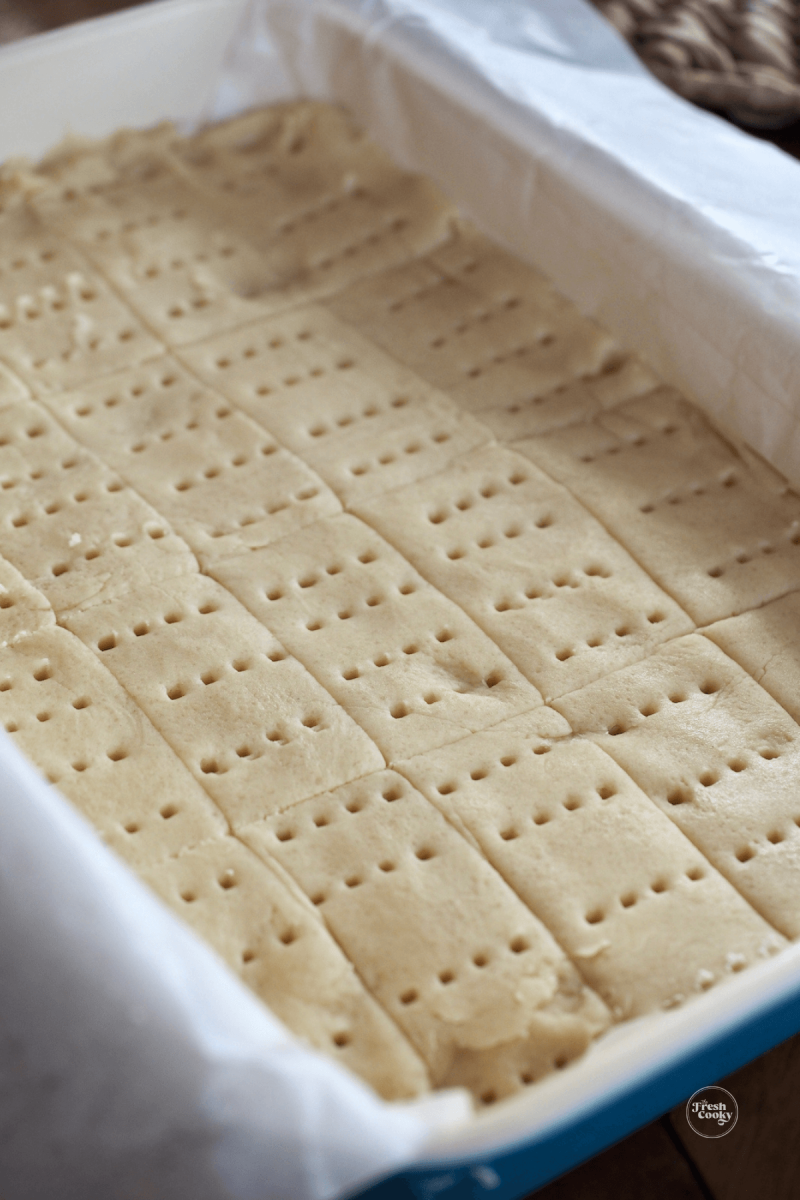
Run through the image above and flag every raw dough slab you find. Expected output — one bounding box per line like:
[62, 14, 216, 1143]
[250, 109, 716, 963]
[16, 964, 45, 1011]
[45, 358, 341, 566]
[518, 390, 800, 626]
[555, 634, 800, 938]
[705, 591, 800, 725]
[242, 769, 609, 1103]
[328, 226, 620, 410]
[212, 514, 544, 761]
[143, 836, 429, 1101]
[63, 574, 384, 827]
[0, 399, 197, 613]
[0, 202, 163, 394]
[0, 626, 226, 868]
[0, 556, 54, 646]
[354, 445, 693, 701]
[399, 722, 783, 1019]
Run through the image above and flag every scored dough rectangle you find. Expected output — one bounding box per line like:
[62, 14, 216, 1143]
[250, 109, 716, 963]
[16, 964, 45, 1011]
[0, 625, 227, 868]
[0, 398, 197, 613]
[555, 634, 800, 938]
[242, 768, 609, 1103]
[142, 836, 430, 1100]
[354, 445, 693, 700]
[327, 225, 620, 411]
[398, 717, 784, 1019]
[62, 574, 384, 827]
[43, 357, 342, 566]
[212, 513, 544, 760]
[166, 103, 459, 308]
[517, 390, 800, 625]
[0, 202, 163, 394]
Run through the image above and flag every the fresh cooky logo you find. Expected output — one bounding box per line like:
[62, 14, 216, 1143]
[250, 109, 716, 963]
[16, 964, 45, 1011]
[686, 1086, 738, 1138]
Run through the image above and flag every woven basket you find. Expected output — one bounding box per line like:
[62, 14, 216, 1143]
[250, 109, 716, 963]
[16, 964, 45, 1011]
[593, 0, 800, 128]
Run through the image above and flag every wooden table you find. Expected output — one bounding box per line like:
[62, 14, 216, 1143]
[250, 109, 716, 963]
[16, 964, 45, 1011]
[2, 3, 799, 1197]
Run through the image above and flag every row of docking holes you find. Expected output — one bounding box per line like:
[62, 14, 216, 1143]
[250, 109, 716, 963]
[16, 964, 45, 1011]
[0, 287, 107, 328]
[385, 273, 456, 315]
[426, 295, 524, 350]
[605, 679, 728, 736]
[340, 642, 502, 692]
[141, 245, 239, 278]
[301, 581, 420, 629]
[583, 865, 707, 928]
[462, 333, 558, 380]
[551, 611, 667, 660]
[262, 548, 381, 600]
[348, 430, 452, 474]
[434, 744, 557, 796]
[88, 372, 184, 407]
[162, 652, 293, 702]
[276, 185, 370, 236]
[209, 324, 317, 370]
[307, 395, 412, 439]
[707, 529, 800, 578]
[198, 714, 328, 771]
[0, 247, 60, 274]
[273, 782, 406, 845]
[578, 420, 680, 464]
[447, 518, 555, 561]
[384, 671, 504, 717]
[25, 331, 142, 369]
[492, 565, 612, 610]
[664, 757, 784, 795]
[639, 470, 737, 513]
[311, 216, 411, 274]
[500, 356, 633, 416]
[93, 602, 284, 649]
[166, 446, 285, 486]
[207, 491, 323, 537]
[49, 529, 167, 576]
[90, 207, 193, 242]
[425, 471, 530, 521]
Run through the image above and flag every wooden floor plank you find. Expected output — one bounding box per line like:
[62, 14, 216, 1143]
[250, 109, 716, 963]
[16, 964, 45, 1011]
[527, 1118, 710, 1199]
[670, 1032, 800, 1200]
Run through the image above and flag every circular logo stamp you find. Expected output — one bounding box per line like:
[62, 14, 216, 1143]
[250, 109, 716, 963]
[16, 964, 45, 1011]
[686, 1086, 738, 1138]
